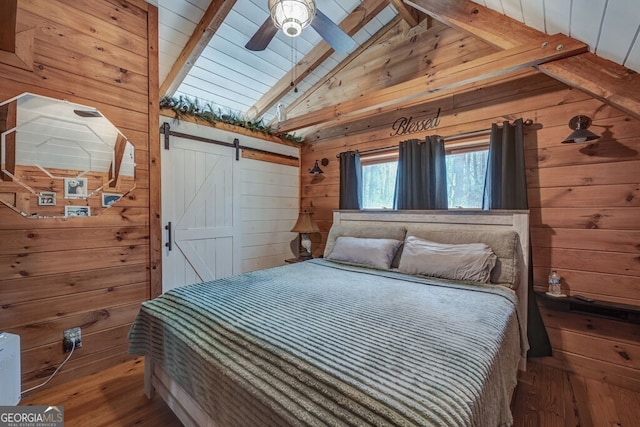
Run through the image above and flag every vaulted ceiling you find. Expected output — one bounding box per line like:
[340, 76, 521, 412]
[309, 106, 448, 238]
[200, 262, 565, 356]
[149, 0, 640, 139]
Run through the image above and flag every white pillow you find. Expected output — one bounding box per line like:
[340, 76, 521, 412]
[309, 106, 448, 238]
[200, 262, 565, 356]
[398, 236, 497, 283]
[326, 236, 403, 270]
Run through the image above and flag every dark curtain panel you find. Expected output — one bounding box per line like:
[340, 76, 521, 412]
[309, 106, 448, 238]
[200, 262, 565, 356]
[483, 119, 528, 209]
[394, 136, 448, 210]
[483, 118, 552, 358]
[338, 150, 362, 210]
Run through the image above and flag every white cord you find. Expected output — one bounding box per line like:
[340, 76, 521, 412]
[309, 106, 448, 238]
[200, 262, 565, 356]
[21, 339, 76, 396]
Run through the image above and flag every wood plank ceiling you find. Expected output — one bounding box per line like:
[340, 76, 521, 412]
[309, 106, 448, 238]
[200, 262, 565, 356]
[150, 0, 640, 139]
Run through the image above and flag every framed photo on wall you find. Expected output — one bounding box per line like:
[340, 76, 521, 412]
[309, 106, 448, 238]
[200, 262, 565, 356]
[64, 177, 88, 199]
[38, 191, 57, 206]
[102, 193, 122, 207]
[64, 205, 90, 217]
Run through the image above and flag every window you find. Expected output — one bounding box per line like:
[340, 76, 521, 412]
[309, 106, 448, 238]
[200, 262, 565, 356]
[362, 161, 397, 209]
[360, 145, 488, 209]
[445, 149, 488, 208]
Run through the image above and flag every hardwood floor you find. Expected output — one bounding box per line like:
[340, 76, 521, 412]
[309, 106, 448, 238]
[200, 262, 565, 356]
[513, 362, 640, 427]
[20, 358, 182, 427]
[20, 357, 640, 426]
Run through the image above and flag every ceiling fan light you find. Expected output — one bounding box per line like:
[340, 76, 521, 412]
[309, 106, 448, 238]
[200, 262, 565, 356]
[282, 20, 303, 37]
[268, 0, 316, 38]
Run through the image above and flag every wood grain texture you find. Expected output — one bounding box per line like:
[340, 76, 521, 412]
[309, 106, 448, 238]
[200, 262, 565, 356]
[159, 109, 301, 147]
[241, 149, 299, 167]
[0, 101, 16, 181]
[389, 0, 420, 27]
[278, 33, 587, 133]
[288, 20, 495, 125]
[0, 0, 17, 52]
[300, 18, 640, 389]
[0, 0, 34, 72]
[406, 0, 640, 120]
[19, 358, 640, 427]
[1, 281, 148, 330]
[148, 4, 161, 299]
[0, 0, 155, 393]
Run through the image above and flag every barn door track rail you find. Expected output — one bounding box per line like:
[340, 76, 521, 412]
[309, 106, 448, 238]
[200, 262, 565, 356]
[160, 122, 299, 163]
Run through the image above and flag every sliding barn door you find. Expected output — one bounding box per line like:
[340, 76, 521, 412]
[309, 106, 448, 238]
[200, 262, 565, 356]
[161, 134, 240, 293]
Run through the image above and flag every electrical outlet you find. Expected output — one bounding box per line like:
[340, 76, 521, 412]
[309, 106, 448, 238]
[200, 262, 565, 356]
[63, 327, 82, 352]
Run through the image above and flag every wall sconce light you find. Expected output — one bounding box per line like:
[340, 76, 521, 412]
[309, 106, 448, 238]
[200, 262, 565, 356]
[309, 158, 329, 174]
[562, 115, 601, 143]
[291, 210, 320, 260]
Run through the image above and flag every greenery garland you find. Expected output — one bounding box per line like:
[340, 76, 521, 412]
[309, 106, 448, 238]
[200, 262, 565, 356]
[160, 96, 303, 144]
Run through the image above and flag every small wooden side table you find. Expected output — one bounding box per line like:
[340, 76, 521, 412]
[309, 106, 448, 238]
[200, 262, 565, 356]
[535, 291, 640, 324]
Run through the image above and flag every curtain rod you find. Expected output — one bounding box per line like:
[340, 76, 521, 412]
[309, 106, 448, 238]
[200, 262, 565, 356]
[337, 118, 533, 158]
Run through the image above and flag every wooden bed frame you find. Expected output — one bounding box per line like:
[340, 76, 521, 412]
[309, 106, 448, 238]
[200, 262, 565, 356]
[144, 210, 530, 427]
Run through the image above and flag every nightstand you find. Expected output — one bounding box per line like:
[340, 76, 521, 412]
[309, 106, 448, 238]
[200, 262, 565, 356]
[535, 291, 640, 324]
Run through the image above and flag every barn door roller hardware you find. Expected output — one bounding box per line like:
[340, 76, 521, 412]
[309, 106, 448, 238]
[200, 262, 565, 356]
[159, 122, 298, 163]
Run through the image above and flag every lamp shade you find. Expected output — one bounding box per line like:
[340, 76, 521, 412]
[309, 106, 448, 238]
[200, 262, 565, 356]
[309, 159, 324, 174]
[268, 0, 316, 38]
[562, 115, 600, 143]
[291, 211, 320, 233]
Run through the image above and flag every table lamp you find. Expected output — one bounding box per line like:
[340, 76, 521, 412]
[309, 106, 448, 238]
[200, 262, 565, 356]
[291, 210, 320, 260]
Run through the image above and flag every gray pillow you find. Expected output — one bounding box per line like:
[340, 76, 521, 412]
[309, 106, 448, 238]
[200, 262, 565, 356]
[323, 224, 407, 260]
[326, 236, 403, 270]
[398, 236, 498, 283]
[403, 226, 519, 286]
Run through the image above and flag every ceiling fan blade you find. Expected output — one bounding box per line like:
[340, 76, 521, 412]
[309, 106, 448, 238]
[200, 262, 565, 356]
[311, 9, 357, 53]
[245, 17, 278, 51]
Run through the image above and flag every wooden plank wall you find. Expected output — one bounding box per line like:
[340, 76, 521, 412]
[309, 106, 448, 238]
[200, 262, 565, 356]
[0, 0, 157, 392]
[298, 20, 640, 390]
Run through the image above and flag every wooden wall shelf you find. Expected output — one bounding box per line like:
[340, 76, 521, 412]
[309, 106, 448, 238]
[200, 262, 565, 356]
[535, 291, 640, 325]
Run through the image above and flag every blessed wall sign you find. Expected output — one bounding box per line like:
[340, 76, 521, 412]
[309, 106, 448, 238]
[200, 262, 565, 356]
[390, 108, 441, 136]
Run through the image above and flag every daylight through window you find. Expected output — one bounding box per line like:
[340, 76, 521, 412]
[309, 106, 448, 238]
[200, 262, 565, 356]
[360, 145, 489, 209]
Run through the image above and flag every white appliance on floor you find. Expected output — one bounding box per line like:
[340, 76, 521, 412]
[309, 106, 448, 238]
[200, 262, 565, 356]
[0, 332, 21, 405]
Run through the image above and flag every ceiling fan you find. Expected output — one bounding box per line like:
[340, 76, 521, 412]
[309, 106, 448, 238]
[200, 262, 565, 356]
[245, 0, 357, 53]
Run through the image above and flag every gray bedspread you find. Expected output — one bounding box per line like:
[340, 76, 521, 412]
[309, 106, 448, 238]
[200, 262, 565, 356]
[128, 259, 523, 426]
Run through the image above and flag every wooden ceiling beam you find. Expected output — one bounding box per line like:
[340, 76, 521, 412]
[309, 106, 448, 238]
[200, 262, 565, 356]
[540, 55, 640, 120]
[389, 0, 420, 27]
[247, 0, 389, 120]
[160, 0, 236, 98]
[276, 33, 587, 134]
[0, 0, 17, 53]
[279, 16, 402, 131]
[405, 0, 640, 120]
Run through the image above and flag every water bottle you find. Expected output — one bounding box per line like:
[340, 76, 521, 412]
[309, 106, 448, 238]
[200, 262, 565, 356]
[547, 270, 562, 296]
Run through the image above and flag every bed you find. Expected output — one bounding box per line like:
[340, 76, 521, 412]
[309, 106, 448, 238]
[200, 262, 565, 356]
[129, 210, 530, 427]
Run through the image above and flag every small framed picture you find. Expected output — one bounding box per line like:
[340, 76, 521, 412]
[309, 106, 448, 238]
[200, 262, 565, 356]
[64, 177, 88, 199]
[65, 205, 91, 217]
[38, 191, 57, 206]
[102, 193, 122, 207]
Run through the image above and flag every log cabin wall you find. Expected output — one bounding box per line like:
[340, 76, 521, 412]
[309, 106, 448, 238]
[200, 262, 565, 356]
[299, 20, 640, 390]
[0, 0, 158, 392]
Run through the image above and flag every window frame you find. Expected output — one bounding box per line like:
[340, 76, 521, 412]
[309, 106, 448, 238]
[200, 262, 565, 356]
[359, 137, 490, 210]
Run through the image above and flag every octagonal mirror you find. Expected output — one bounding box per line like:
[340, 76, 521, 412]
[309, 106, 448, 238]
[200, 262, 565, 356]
[0, 93, 136, 218]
